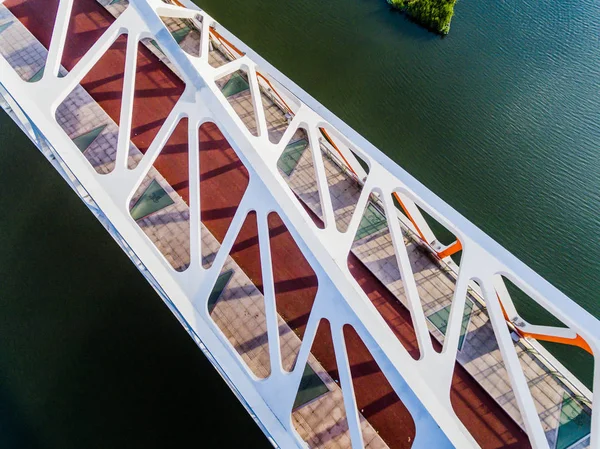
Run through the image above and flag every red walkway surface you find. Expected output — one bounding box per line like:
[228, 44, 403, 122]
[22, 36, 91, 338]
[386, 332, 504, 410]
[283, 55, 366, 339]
[5, 1, 531, 448]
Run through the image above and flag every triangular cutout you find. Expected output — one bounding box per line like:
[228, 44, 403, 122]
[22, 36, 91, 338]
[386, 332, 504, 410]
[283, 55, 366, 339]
[207, 211, 271, 379]
[513, 336, 592, 449]
[4, 0, 59, 81]
[449, 278, 584, 449]
[449, 279, 532, 449]
[129, 118, 190, 271]
[216, 69, 259, 136]
[208, 27, 241, 68]
[491, 277, 595, 448]
[291, 319, 351, 447]
[159, 14, 201, 58]
[498, 275, 568, 329]
[496, 275, 593, 387]
[347, 196, 421, 360]
[386, 193, 463, 354]
[59, 0, 121, 71]
[128, 40, 185, 169]
[412, 201, 463, 265]
[199, 122, 250, 267]
[343, 324, 415, 448]
[268, 212, 318, 372]
[317, 126, 369, 233]
[276, 127, 325, 228]
[55, 34, 127, 174]
[321, 127, 370, 176]
[258, 74, 294, 144]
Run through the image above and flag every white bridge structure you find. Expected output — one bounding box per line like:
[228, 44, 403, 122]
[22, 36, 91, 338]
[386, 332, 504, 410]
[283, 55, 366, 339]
[0, 0, 598, 448]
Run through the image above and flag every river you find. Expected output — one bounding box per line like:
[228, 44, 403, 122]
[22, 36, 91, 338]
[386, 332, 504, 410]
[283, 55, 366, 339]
[1, 0, 599, 446]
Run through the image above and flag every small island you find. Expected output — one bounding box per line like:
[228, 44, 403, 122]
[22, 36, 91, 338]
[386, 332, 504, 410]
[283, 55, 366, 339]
[388, 0, 456, 35]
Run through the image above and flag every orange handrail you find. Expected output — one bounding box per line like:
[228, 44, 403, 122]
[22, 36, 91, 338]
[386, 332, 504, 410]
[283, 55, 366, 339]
[392, 192, 429, 243]
[209, 27, 245, 57]
[522, 332, 592, 355]
[319, 128, 358, 177]
[256, 72, 294, 115]
[497, 294, 592, 354]
[437, 239, 462, 259]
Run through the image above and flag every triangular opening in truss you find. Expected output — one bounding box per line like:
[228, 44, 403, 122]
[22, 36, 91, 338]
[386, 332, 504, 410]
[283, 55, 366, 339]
[316, 125, 370, 233]
[208, 26, 242, 68]
[320, 126, 371, 177]
[207, 211, 271, 379]
[127, 40, 185, 169]
[267, 212, 318, 372]
[413, 201, 463, 264]
[291, 319, 351, 448]
[257, 73, 297, 144]
[216, 69, 259, 137]
[199, 122, 250, 268]
[276, 127, 325, 229]
[385, 192, 465, 355]
[347, 195, 421, 360]
[158, 13, 202, 58]
[428, 284, 474, 355]
[497, 274, 594, 384]
[59, 0, 128, 73]
[2, 0, 58, 81]
[129, 117, 190, 271]
[343, 324, 416, 448]
[55, 33, 127, 174]
[497, 275, 568, 329]
[449, 279, 542, 449]
[495, 275, 594, 448]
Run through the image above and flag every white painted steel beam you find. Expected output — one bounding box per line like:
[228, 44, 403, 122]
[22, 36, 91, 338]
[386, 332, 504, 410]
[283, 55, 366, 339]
[0, 1, 598, 448]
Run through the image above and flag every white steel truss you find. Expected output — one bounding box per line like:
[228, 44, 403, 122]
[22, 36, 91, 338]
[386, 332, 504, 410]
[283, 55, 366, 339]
[0, 1, 598, 448]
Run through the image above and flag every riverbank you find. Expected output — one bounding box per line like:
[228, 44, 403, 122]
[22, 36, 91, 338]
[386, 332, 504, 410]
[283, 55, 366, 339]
[388, 0, 456, 35]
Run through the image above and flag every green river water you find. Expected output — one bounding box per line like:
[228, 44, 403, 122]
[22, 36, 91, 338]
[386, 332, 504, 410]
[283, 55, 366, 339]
[1, 0, 599, 446]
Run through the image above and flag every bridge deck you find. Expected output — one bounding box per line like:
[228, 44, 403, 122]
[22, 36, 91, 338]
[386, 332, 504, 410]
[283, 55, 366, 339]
[0, 1, 591, 448]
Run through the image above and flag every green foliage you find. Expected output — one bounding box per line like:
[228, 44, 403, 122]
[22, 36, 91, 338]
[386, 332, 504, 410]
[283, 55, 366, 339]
[388, 0, 456, 34]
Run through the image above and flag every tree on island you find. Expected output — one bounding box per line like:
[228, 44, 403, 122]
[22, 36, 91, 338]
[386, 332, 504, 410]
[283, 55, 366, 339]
[388, 0, 456, 35]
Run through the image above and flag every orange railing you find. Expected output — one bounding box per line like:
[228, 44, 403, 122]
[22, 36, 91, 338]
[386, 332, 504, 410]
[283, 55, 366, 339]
[497, 295, 592, 354]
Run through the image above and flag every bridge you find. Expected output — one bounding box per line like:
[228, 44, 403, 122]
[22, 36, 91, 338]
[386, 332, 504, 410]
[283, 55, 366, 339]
[0, 1, 597, 448]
